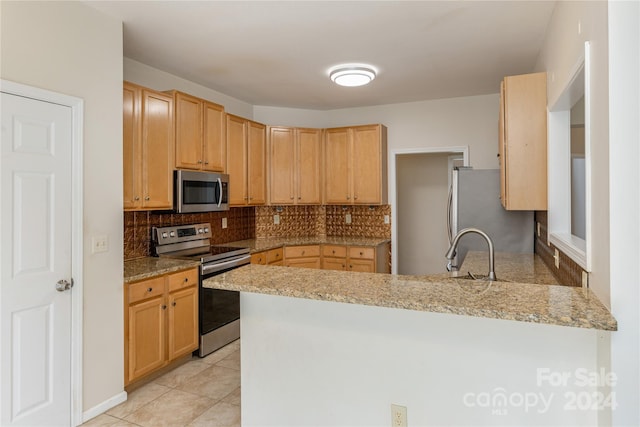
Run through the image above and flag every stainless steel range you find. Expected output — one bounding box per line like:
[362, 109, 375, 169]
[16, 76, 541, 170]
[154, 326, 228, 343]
[152, 223, 250, 357]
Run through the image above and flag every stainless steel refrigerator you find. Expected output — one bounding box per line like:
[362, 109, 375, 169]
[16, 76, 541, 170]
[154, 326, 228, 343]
[447, 167, 534, 267]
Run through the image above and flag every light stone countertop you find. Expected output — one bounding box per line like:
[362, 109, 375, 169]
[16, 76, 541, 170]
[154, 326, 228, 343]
[202, 261, 617, 331]
[124, 257, 200, 283]
[219, 236, 390, 253]
[458, 251, 559, 285]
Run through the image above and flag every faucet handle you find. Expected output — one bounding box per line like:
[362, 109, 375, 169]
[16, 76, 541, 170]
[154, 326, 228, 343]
[446, 261, 458, 272]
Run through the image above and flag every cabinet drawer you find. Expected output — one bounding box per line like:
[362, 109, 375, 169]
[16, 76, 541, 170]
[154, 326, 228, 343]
[129, 276, 165, 304]
[251, 252, 267, 265]
[267, 248, 284, 263]
[168, 268, 198, 292]
[348, 247, 375, 259]
[285, 245, 320, 258]
[322, 245, 347, 258]
[285, 258, 321, 269]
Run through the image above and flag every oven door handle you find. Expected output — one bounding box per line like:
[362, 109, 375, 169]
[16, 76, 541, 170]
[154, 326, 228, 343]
[201, 254, 251, 276]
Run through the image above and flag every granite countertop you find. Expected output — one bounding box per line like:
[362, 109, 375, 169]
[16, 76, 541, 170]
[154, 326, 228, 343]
[220, 236, 391, 253]
[124, 257, 201, 283]
[457, 251, 559, 285]
[202, 261, 617, 331]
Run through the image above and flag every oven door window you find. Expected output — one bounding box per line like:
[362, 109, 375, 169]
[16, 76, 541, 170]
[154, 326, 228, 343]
[183, 179, 220, 206]
[200, 288, 239, 334]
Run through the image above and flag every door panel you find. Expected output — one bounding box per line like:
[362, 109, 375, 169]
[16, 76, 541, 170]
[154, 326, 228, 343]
[1, 92, 72, 426]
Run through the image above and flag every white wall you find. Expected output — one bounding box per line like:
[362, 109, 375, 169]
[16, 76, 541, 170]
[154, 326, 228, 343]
[608, 1, 640, 425]
[124, 58, 254, 118]
[242, 292, 604, 426]
[396, 153, 451, 275]
[0, 1, 124, 415]
[534, 0, 610, 306]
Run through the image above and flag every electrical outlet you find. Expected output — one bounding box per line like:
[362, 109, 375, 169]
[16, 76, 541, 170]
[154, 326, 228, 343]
[537, 222, 541, 237]
[91, 235, 108, 254]
[222, 217, 227, 229]
[391, 404, 407, 427]
[554, 248, 560, 269]
[384, 215, 390, 224]
[582, 271, 588, 287]
[274, 214, 280, 225]
[345, 213, 352, 224]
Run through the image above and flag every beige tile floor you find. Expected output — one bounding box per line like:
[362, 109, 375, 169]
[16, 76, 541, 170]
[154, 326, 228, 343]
[83, 340, 241, 427]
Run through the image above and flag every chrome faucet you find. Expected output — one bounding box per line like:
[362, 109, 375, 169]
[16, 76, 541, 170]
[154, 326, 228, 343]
[445, 228, 497, 281]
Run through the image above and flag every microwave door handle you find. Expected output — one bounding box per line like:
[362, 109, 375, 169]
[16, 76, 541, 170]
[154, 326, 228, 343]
[217, 178, 223, 208]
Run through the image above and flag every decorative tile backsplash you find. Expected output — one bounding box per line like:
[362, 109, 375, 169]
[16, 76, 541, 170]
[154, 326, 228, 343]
[124, 205, 391, 260]
[534, 211, 584, 287]
[124, 208, 255, 260]
[254, 205, 391, 240]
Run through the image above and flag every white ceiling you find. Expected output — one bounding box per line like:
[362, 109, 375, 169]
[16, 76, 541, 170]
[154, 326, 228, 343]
[88, 1, 556, 110]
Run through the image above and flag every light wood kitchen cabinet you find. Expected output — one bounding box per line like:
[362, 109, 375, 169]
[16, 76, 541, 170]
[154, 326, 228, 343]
[268, 126, 322, 205]
[123, 82, 174, 211]
[227, 114, 266, 206]
[498, 72, 547, 210]
[251, 247, 283, 265]
[322, 243, 390, 273]
[324, 124, 387, 205]
[170, 91, 225, 172]
[124, 267, 198, 386]
[284, 245, 321, 269]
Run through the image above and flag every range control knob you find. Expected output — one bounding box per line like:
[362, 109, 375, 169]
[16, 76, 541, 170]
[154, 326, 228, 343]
[169, 231, 176, 237]
[204, 227, 209, 233]
[198, 228, 204, 234]
[161, 232, 168, 238]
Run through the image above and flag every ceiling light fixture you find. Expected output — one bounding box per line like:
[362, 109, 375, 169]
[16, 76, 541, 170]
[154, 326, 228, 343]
[329, 64, 377, 87]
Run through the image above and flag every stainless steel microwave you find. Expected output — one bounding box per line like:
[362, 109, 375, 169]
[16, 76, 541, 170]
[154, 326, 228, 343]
[174, 170, 229, 213]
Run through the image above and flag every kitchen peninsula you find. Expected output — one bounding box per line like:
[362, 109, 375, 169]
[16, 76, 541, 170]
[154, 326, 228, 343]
[204, 259, 616, 426]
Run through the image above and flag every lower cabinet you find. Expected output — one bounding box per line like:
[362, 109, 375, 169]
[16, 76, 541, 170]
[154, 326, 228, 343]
[124, 267, 199, 386]
[284, 245, 321, 269]
[251, 247, 283, 266]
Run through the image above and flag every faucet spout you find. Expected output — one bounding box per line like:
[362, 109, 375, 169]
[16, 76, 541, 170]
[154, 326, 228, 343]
[445, 228, 497, 281]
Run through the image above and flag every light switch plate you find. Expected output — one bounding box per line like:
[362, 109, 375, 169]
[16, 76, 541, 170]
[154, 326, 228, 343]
[222, 217, 227, 229]
[274, 214, 280, 225]
[345, 214, 352, 224]
[554, 248, 560, 269]
[92, 235, 108, 254]
[384, 215, 390, 224]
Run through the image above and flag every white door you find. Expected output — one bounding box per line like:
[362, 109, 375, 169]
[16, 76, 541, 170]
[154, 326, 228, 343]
[1, 92, 73, 426]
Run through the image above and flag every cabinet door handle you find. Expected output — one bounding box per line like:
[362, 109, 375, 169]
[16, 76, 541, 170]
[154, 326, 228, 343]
[147, 287, 153, 292]
[204, 161, 209, 165]
[359, 251, 364, 256]
[354, 196, 358, 200]
[346, 196, 350, 200]
[198, 160, 203, 164]
[301, 251, 305, 255]
[134, 196, 140, 201]
[297, 196, 301, 200]
[290, 196, 294, 200]
[162, 304, 167, 310]
[349, 265, 353, 269]
[184, 277, 189, 283]
[172, 301, 177, 307]
[332, 250, 335, 254]
[144, 196, 150, 201]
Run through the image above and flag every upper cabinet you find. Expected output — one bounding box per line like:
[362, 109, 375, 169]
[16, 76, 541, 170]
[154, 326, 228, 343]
[123, 82, 174, 211]
[227, 114, 266, 206]
[170, 91, 225, 172]
[324, 124, 388, 205]
[268, 126, 322, 205]
[498, 72, 547, 211]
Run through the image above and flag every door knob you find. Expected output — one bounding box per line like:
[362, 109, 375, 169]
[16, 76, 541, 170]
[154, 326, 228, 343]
[55, 279, 74, 292]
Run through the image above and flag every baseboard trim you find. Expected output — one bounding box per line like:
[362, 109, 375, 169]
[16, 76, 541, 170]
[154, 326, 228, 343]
[82, 391, 128, 424]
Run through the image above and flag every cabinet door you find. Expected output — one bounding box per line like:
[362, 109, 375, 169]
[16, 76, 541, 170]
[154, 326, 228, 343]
[324, 128, 351, 204]
[323, 258, 347, 271]
[141, 90, 174, 209]
[247, 121, 266, 205]
[174, 92, 203, 170]
[123, 83, 141, 210]
[348, 259, 375, 273]
[269, 127, 295, 204]
[352, 125, 382, 204]
[128, 296, 165, 383]
[498, 81, 507, 206]
[203, 101, 225, 172]
[297, 128, 322, 204]
[285, 258, 321, 269]
[167, 286, 198, 361]
[226, 115, 247, 205]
